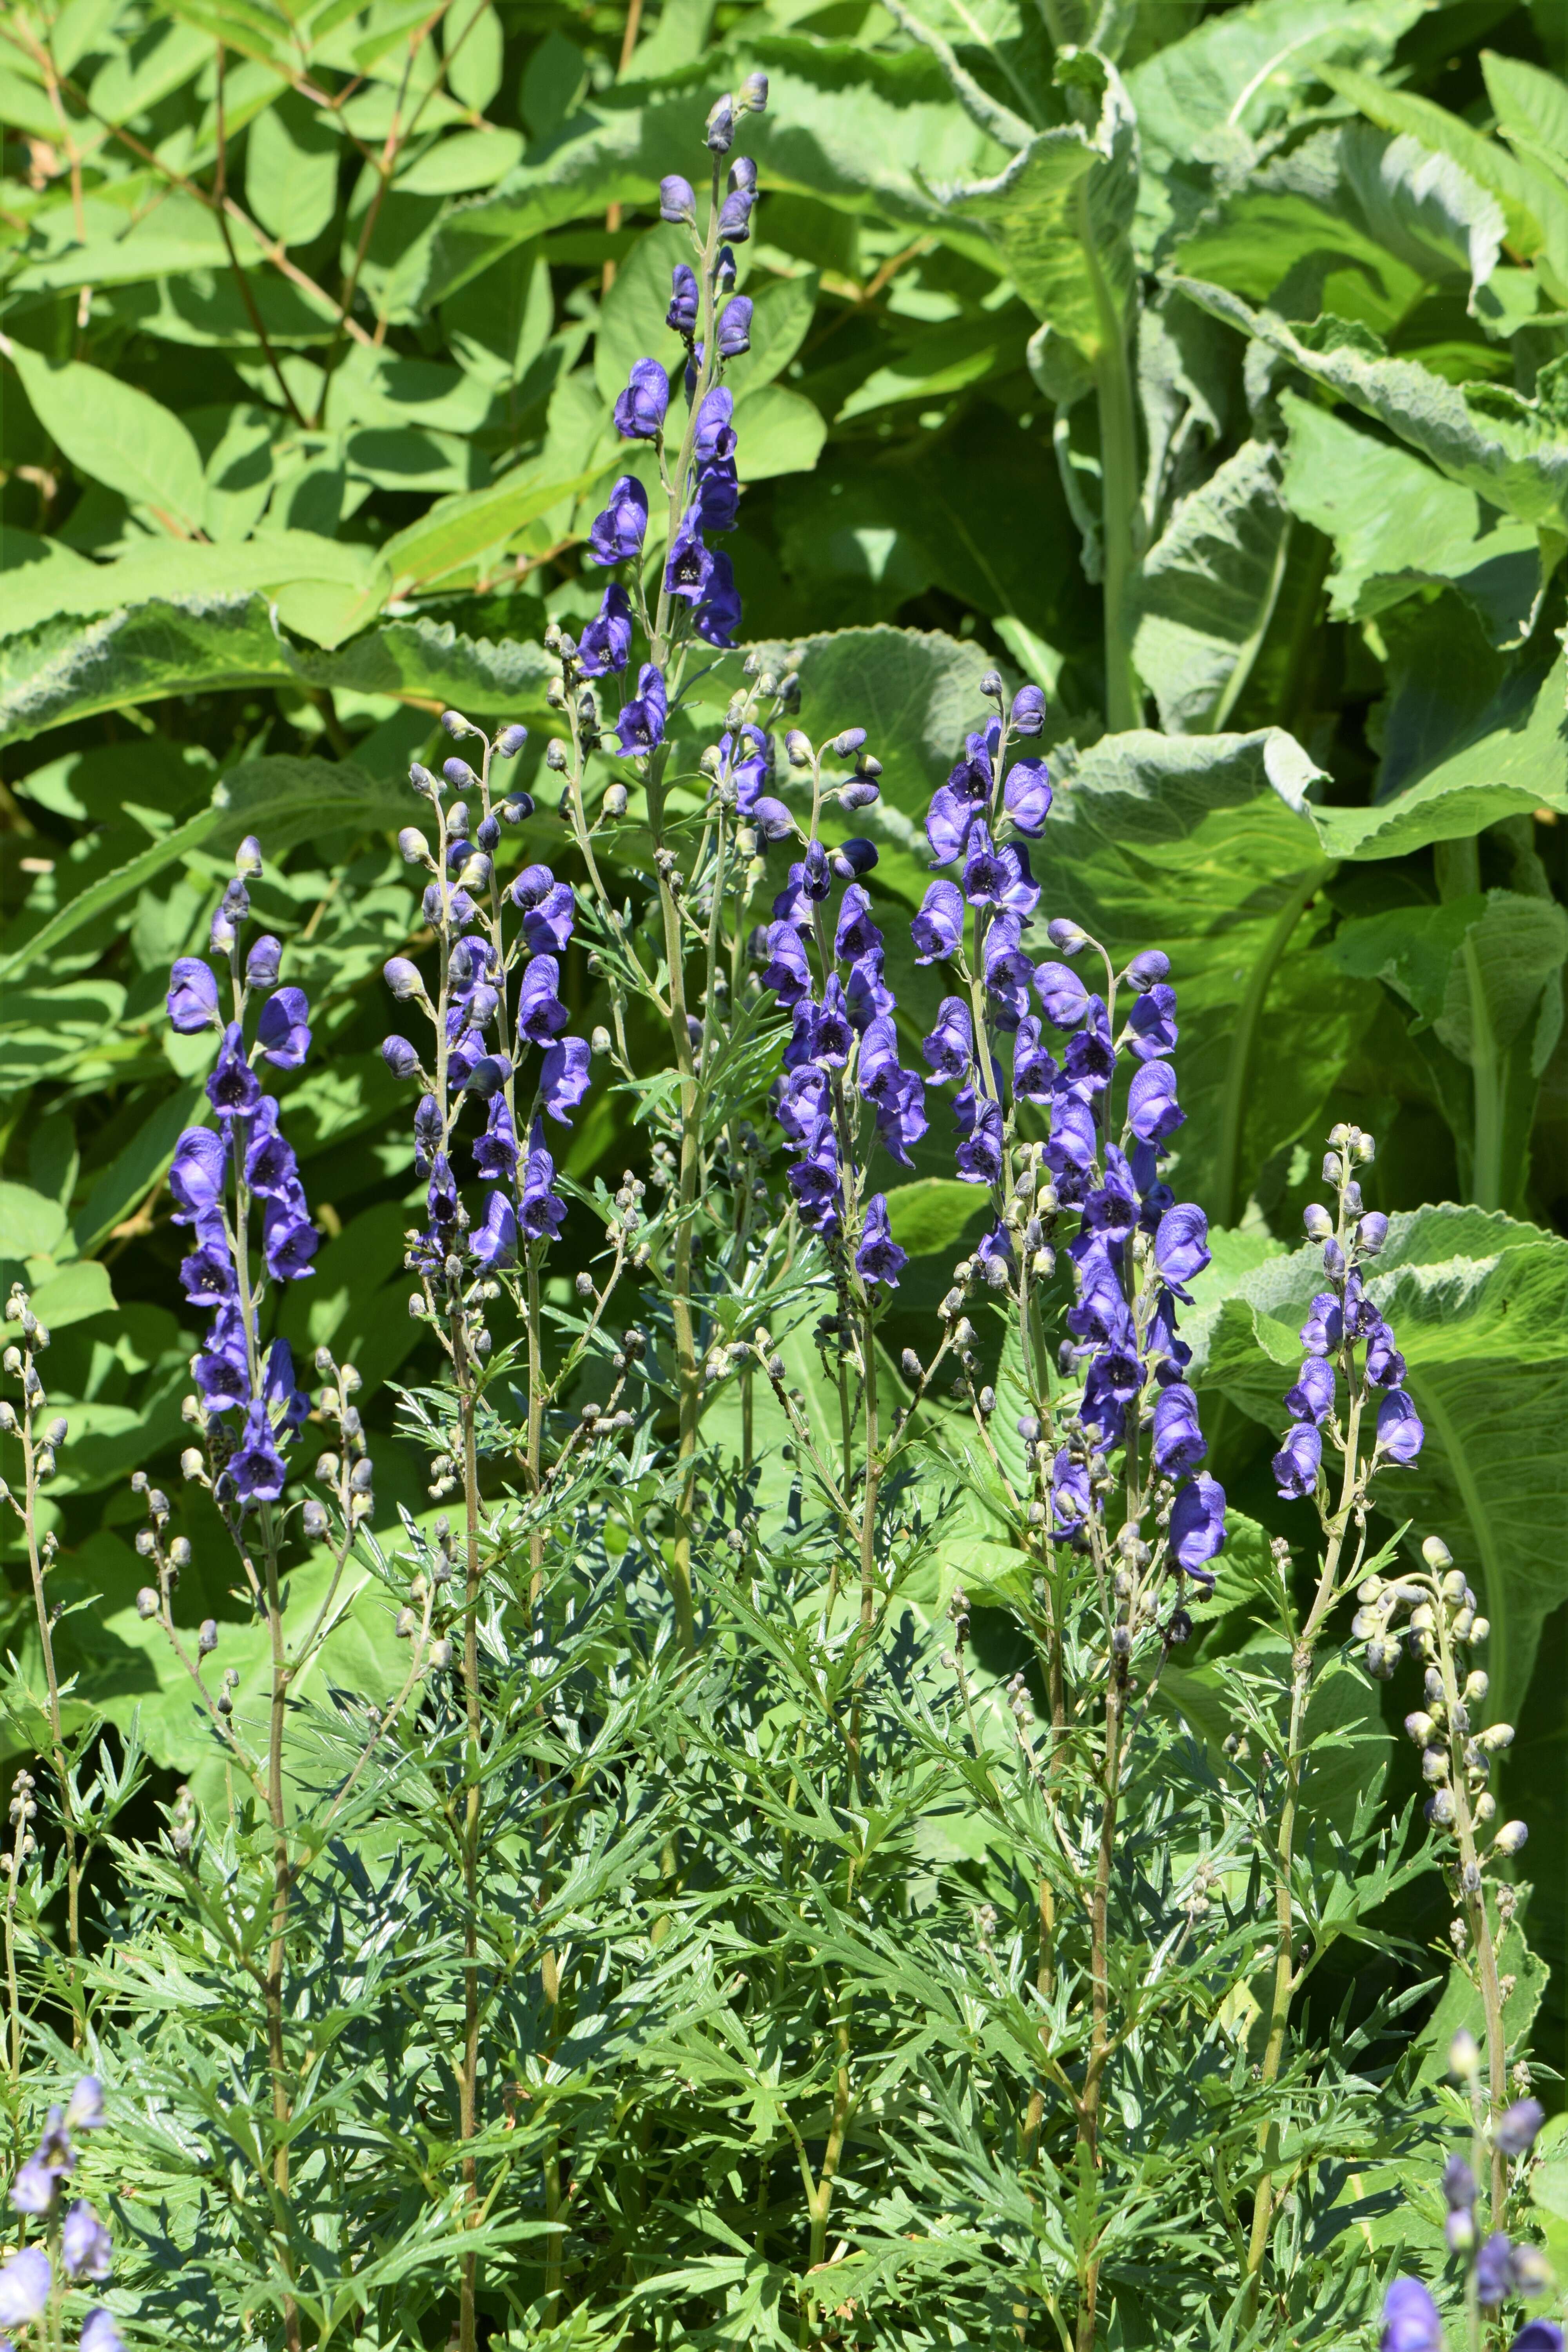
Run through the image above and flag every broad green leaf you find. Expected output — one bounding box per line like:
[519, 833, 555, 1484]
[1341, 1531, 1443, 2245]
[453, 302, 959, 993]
[439, 241, 554, 394]
[207, 753, 413, 855]
[0, 532, 381, 639]
[1169, 164, 1433, 345]
[1482, 50, 1568, 175]
[731, 384, 827, 482]
[1129, 439, 1291, 733]
[1278, 392, 1542, 648]
[835, 309, 1030, 423]
[1172, 278, 1568, 528]
[374, 461, 601, 594]
[1320, 65, 1568, 303]
[0, 808, 224, 985]
[86, 15, 207, 120]
[443, 0, 503, 110]
[944, 58, 1135, 353]
[884, 1178, 992, 1258]
[245, 88, 341, 247]
[1188, 1204, 1568, 1728]
[0, 1182, 69, 1260]
[396, 128, 524, 195]
[1309, 659, 1568, 861]
[6, 347, 207, 537]
[1329, 891, 1568, 1210]
[1338, 125, 1506, 308]
[1034, 728, 1361, 1226]
[0, 598, 555, 749]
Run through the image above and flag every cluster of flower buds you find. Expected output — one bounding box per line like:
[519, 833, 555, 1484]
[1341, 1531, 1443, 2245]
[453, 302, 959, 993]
[0, 2077, 123, 2348]
[308, 1348, 375, 1537]
[1359, 1535, 1525, 1874]
[1273, 1124, 1422, 1501]
[1, 1284, 67, 1528]
[394, 1515, 451, 1670]
[165, 839, 316, 1512]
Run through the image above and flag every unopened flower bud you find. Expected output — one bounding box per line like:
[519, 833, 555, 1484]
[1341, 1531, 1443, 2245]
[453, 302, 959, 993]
[740, 69, 768, 110]
[198, 1619, 218, 1654]
[427, 1637, 454, 1670]
[1303, 1203, 1334, 1241]
[136, 1587, 159, 1620]
[301, 1500, 329, 1539]
[784, 729, 813, 768]
[1421, 1534, 1452, 1572]
[1493, 1819, 1528, 1855]
[180, 1447, 205, 1480]
[235, 834, 263, 877]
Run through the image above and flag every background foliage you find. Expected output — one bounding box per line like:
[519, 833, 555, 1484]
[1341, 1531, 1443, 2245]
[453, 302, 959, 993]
[2, 0, 1567, 2332]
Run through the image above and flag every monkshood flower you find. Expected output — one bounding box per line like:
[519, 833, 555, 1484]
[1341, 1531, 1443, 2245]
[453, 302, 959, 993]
[0, 2244, 50, 2328]
[163, 850, 317, 1510]
[1270, 1126, 1422, 1504]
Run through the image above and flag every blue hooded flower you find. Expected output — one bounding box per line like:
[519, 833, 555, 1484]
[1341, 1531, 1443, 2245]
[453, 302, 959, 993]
[231, 1403, 288, 1505]
[1299, 1291, 1343, 1357]
[761, 921, 811, 1006]
[667, 262, 699, 334]
[834, 884, 882, 964]
[474, 1096, 519, 1180]
[954, 1084, 1003, 1185]
[168, 957, 220, 1033]
[1051, 1448, 1091, 1536]
[208, 1023, 261, 1118]
[257, 987, 310, 1069]
[922, 997, 973, 1082]
[1012, 1017, 1057, 1103]
[541, 1035, 591, 1124]
[578, 583, 633, 677]
[1283, 1356, 1336, 1424]
[613, 358, 670, 439]
[693, 386, 736, 464]
[788, 1116, 840, 1232]
[1152, 1381, 1207, 1475]
[718, 295, 753, 356]
[1034, 961, 1090, 1029]
[1272, 1421, 1322, 1499]
[1170, 1472, 1225, 1583]
[1003, 755, 1052, 834]
[261, 1196, 318, 1282]
[586, 474, 649, 566]
[874, 1067, 927, 1166]
[855, 1194, 907, 1289]
[926, 762, 989, 866]
[696, 550, 743, 648]
[912, 880, 964, 963]
[521, 881, 576, 958]
[517, 956, 570, 1043]
[1380, 2279, 1443, 2352]
[169, 1127, 227, 1224]
[471, 1190, 519, 1269]
[615, 663, 668, 755]
[1154, 1202, 1209, 1294]
[1377, 1391, 1424, 1463]
[1127, 1059, 1184, 1143]
[1127, 984, 1178, 1060]
[520, 1127, 567, 1241]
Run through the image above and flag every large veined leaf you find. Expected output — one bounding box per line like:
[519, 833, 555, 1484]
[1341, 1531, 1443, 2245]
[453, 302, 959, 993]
[1187, 1205, 1568, 1731]
[0, 599, 555, 748]
[1337, 125, 1507, 309]
[942, 56, 1136, 354]
[1129, 0, 1427, 259]
[423, 38, 1007, 305]
[1319, 64, 1568, 303]
[1129, 438, 1292, 732]
[1278, 392, 1542, 648]
[6, 346, 207, 537]
[1310, 659, 1568, 862]
[1031, 728, 1365, 1227]
[1328, 889, 1568, 1210]
[1173, 278, 1568, 528]
[0, 533, 383, 640]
